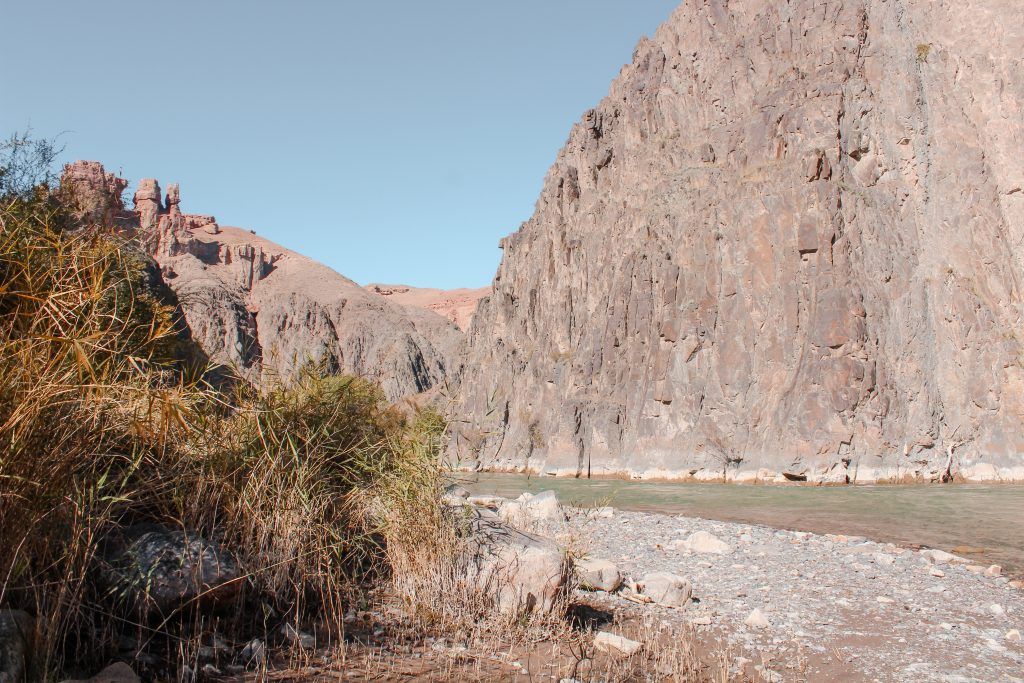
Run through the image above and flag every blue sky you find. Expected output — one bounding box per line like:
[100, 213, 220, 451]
[1, 1, 678, 288]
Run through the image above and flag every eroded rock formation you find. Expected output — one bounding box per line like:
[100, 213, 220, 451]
[454, 0, 1024, 483]
[60, 162, 463, 401]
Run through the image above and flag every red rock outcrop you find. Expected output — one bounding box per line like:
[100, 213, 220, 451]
[453, 0, 1024, 483]
[365, 284, 490, 331]
[59, 161, 129, 226]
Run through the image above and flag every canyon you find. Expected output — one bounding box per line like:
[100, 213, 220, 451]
[58, 0, 1024, 484]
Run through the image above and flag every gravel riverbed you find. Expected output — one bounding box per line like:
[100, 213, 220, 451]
[537, 507, 1024, 682]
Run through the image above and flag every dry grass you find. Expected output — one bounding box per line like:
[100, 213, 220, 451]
[0, 185, 462, 679]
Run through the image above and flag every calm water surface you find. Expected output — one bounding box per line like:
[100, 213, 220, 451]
[464, 473, 1024, 576]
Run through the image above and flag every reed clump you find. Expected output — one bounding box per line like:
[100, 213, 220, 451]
[0, 143, 456, 678]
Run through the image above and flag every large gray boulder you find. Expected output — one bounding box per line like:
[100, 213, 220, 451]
[59, 662, 140, 683]
[103, 526, 240, 616]
[463, 510, 568, 616]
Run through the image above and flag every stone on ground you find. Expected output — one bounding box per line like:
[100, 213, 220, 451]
[518, 490, 565, 521]
[441, 483, 471, 506]
[744, 608, 771, 629]
[639, 572, 692, 607]
[103, 525, 240, 615]
[464, 511, 567, 615]
[681, 530, 733, 554]
[575, 557, 622, 592]
[593, 631, 643, 657]
[0, 610, 33, 683]
[59, 662, 140, 683]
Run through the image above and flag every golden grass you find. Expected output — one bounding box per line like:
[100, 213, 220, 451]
[0, 190, 459, 678]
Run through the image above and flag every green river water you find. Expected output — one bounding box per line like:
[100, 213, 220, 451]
[464, 473, 1024, 577]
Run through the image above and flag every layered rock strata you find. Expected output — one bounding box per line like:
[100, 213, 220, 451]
[454, 0, 1024, 482]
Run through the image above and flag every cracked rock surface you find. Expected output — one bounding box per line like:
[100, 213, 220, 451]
[455, 0, 1024, 483]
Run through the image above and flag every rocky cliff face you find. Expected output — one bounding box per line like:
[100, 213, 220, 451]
[454, 0, 1024, 483]
[61, 162, 464, 401]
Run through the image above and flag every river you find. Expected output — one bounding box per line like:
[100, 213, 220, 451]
[463, 472, 1024, 577]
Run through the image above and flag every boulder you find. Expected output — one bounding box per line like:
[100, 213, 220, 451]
[441, 483, 471, 506]
[103, 525, 240, 615]
[679, 531, 733, 555]
[575, 558, 622, 592]
[239, 639, 265, 668]
[517, 490, 564, 520]
[639, 572, 692, 608]
[499, 490, 565, 527]
[463, 511, 568, 615]
[920, 549, 959, 565]
[593, 631, 642, 658]
[59, 662, 140, 683]
[0, 610, 32, 683]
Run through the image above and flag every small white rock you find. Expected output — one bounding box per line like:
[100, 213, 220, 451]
[593, 631, 643, 657]
[575, 557, 622, 592]
[1005, 629, 1021, 642]
[640, 572, 692, 607]
[682, 530, 734, 554]
[988, 603, 1006, 617]
[929, 567, 945, 578]
[744, 608, 770, 629]
[873, 553, 895, 566]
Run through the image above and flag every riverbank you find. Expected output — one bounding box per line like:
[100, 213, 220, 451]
[466, 473, 1024, 578]
[542, 506, 1024, 682]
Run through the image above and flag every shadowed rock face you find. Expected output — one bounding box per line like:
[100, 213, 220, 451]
[60, 162, 464, 401]
[454, 0, 1024, 483]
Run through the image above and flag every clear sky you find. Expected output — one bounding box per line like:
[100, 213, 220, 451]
[1, 1, 679, 289]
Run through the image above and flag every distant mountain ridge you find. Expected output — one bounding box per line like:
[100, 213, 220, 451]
[61, 161, 465, 401]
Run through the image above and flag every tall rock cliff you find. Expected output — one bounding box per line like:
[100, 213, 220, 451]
[61, 163, 464, 401]
[454, 0, 1024, 483]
